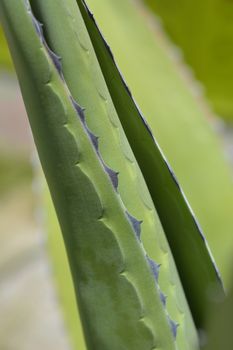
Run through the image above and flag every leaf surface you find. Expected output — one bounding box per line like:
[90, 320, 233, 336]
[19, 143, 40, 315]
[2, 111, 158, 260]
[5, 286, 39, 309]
[0, 0, 186, 349]
[75, 0, 224, 327]
[30, 0, 199, 348]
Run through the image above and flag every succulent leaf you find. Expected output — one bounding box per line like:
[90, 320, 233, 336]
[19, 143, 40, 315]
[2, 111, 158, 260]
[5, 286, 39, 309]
[29, 0, 200, 348]
[45, 187, 87, 350]
[75, 0, 224, 327]
[85, 0, 233, 289]
[1, 0, 228, 348]
[0, 0, 186, 349]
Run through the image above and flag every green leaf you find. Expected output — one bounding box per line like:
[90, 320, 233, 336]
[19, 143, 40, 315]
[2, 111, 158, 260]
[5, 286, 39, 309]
[45, 186, 86, 350]
[0, 0, 187, 348]
[30, 1, 200, 348]
[82, 0, 233, 289]
[75, 0, 223, 327]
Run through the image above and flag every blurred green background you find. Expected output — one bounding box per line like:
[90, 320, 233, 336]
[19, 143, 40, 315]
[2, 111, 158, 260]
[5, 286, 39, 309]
[145, 0, 233, 122]
[1, 0, 233, 349]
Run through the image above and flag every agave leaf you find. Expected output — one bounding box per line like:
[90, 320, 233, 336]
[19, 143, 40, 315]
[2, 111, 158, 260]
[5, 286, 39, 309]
[144, 0, 233, 121]
[0, 0, 182, 348]
[45, 186, 86, 350]
[62, 0, 224, 327]
[84, 0, 233, 289]
[30, 0, 200, 348]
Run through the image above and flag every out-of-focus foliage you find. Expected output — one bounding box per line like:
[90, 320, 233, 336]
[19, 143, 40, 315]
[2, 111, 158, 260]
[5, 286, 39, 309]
[144, 0, 233, 121]
[203, 274, 233, 350]
[0, 26, 13, 70]
[87, 0, 233, 286]
[0, 153, 32, 195]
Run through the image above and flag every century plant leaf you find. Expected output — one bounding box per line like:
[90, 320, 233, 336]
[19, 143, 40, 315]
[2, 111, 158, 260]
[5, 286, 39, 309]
[45, 186, 86, 350]
[144, 0, 233, 121]
[83, 0, 233, 289]
[61, 0, 224, 327]
[30, 0, 200, 348]
[0, 0, 188, 349]
[31, 1, 200, 347]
